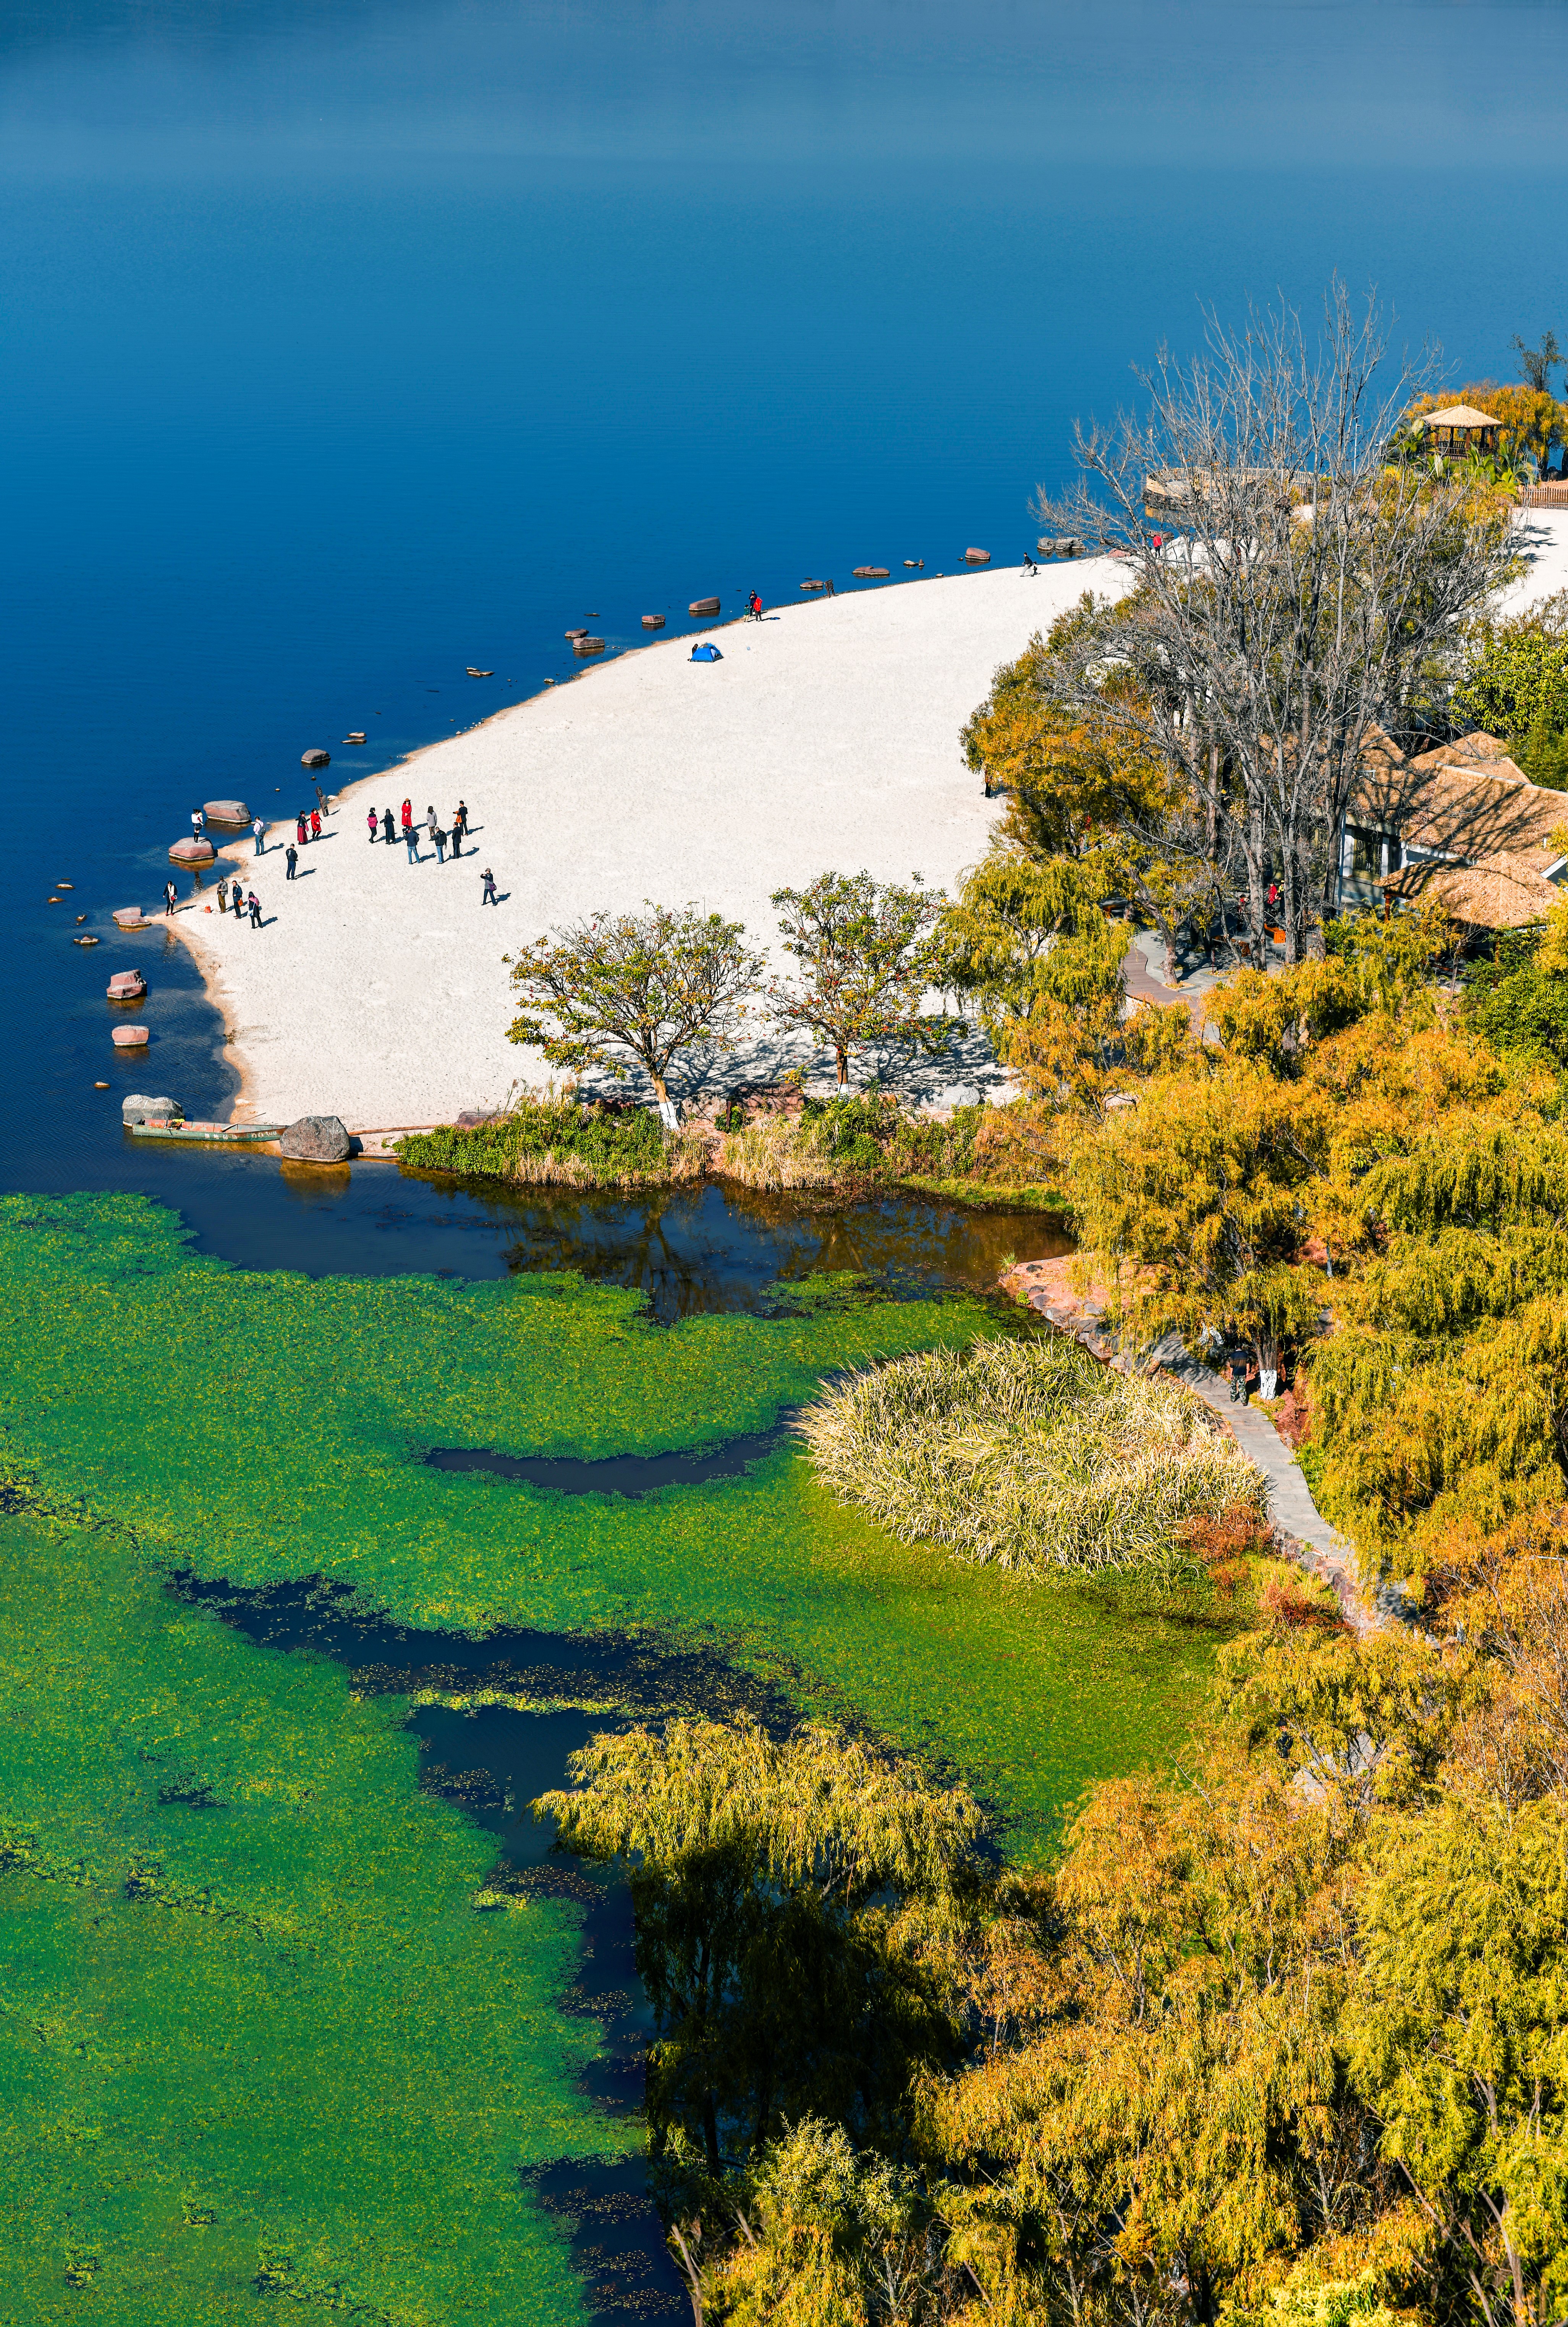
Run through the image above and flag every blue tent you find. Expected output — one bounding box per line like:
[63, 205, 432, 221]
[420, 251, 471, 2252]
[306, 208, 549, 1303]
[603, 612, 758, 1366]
[689, 641, 722, 662]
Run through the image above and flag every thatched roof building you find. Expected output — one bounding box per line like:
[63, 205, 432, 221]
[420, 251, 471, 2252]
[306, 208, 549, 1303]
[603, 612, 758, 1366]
[1345, 729, 1568, 931]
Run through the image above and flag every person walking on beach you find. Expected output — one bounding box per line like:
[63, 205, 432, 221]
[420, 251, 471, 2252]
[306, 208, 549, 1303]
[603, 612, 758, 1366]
[216, 876, 229, 915]
[433, 822, 447, 863]
[367, 807, 379, 843]
[164, 880, 178, 916]
[310, 807, 322, 842]
[404, 824, 419, 865]
[252, 815, 265, 855]
[286, 843, 298, 880]
[481, 867, 498, 906]
[247, 890, 262, 928]
[382, 807, 396, 843]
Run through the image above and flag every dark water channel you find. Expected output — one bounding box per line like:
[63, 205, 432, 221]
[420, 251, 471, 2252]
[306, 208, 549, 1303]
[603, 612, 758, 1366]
[425, 1426, 788, 1495]
[175, 1571, 803, 2322]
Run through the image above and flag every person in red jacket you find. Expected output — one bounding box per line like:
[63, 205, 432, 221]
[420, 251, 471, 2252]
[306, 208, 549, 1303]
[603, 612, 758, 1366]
[400, 798, 413, 833]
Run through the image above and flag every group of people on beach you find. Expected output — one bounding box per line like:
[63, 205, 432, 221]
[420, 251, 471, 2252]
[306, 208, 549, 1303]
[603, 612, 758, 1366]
[169, 874, 261, 927]
[366, 796, 497, 901]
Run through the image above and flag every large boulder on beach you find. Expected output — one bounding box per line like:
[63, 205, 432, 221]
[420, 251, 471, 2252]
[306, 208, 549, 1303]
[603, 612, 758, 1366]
[301, 748, 331, 769]
[204, 799, 251, 826]
[122, 1094, 177, 1123]
[169, 837, 215, 866]
[279, 1113, 352, 1163]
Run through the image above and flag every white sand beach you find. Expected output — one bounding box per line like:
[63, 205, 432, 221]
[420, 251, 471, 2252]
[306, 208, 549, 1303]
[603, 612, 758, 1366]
[172, 560, 1125, 1130]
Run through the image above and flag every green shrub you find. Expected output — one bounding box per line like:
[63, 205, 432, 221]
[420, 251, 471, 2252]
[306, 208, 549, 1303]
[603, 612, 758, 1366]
[398, 1093, 677, 1185]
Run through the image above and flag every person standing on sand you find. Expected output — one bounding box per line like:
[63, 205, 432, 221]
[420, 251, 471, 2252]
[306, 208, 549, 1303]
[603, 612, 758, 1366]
[252, 816, 265, 856]
[286, 843, 298, 880]
[434, 824, 447, 864]
[449, 817, 461, 860]
[164, 880, 177, 916]
[382, 807, 396, 843]
[426, 804, 437, 840]
[455, 800, 469, 842]
[248, 891, 261, 928]
[405, 825, 419, 865]
[216, 877, 229, 915]
[296, 812, 308, 847]
[481, 867, 498, 906]
[310, 807, 322, 841]
[367, 807, 379, 843]
[400, 799, 413, 835]
[313, 780, 328, 817]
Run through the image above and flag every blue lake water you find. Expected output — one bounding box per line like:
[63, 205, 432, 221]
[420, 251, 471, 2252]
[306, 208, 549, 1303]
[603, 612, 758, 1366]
[5, 0, 1567, 1246]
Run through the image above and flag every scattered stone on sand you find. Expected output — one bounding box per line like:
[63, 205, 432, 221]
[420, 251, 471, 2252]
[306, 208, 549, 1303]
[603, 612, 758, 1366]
[203, 799, 251, 825]
[169, 837, 215, 867]
[111, 1025, 150, 1048]
[279, 1113, 352, 1163]
[121, 1093, 177, 1121]
[301, 748, 331, 768]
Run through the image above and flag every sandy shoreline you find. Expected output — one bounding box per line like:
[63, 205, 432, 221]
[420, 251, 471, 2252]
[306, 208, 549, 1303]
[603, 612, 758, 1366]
[161, 510, 1568, 1133]
[166, 561, 1128, 1128]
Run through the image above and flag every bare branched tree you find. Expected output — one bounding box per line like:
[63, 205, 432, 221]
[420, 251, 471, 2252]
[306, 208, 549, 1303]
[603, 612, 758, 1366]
[1034, 283, 1519, 959]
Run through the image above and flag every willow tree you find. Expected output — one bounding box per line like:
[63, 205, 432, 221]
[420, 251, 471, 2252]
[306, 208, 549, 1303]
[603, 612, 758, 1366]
[1033, 284, 1518, 960]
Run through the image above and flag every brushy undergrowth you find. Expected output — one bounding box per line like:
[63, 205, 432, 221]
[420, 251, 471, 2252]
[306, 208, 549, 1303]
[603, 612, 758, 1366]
[798, 1337, 1264, 1574]
[398, 1093, 704, 1186]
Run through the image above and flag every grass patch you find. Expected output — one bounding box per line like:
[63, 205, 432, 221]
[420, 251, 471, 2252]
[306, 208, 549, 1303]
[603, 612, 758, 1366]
[798, 1338, 1264, 1574]
[397, 1092, 703, 1187]
[0, 1191, 1230, 1858]
[0, 1511, 620, 2323]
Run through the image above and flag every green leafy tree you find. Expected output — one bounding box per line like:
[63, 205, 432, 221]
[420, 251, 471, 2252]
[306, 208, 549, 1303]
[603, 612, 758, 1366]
[1453, 594, 1568, 746]
[506, 902, 764, 1108]
[767, 871, 952, 1088]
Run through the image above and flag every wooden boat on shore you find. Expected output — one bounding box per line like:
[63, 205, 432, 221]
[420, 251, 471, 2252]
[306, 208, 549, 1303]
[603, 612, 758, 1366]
[126, 1118, 285, 1144]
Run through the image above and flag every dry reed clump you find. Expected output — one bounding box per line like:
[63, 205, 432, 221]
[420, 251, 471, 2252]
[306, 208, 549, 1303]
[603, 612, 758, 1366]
[715, 1112, 840, 1192]
[796, 1337, 1265, 1575]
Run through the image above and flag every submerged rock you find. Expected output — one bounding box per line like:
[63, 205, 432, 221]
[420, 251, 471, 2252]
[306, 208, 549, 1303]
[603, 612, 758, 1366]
[280, 1113, 352, 1163]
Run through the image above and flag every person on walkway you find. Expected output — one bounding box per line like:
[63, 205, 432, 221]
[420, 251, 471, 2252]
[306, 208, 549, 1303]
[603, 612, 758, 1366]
[1228, 1354, 1249, 1405]
[252, 816, 265, 855]
[310, 807, 322, 841]
[248, 891, 262, 928]
[216, 877, 229, 915]
[382, 807, 396, 843]
[400, 798, 413, 835]
[285, 843, 298, 880]
[455, 799, 469, 842]
[481, 867, 498, 906]
[164, 880, 177, 916]
[296, 813, 308, 847]
[404, 825, 419, 864]
[367, 807, 379, 843]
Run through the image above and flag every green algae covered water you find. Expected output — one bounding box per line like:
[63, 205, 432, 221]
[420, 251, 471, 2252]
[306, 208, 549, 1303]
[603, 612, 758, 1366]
[0, 1188, 1230, 2316]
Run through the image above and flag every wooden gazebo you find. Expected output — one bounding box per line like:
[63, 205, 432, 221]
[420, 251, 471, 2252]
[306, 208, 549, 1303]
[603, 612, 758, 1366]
[1419, 403, 1502, 457]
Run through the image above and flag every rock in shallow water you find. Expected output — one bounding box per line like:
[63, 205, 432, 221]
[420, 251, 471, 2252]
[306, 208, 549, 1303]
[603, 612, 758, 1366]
[279, 1113, 351, 1163]
[121, 1094, 178, 1122]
